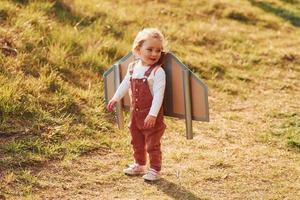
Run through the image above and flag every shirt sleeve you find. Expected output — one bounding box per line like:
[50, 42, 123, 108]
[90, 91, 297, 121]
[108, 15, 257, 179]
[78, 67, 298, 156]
[148, 68, 166, 117]
[111, 65, 131, 101]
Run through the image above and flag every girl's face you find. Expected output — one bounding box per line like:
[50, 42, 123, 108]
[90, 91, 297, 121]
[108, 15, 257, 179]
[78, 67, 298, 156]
[137, 37, 162, 66]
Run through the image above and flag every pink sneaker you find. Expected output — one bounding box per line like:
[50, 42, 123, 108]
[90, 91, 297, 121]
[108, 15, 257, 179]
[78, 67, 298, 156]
[123, 163, 146, 175]
[142, 168, 160, 181]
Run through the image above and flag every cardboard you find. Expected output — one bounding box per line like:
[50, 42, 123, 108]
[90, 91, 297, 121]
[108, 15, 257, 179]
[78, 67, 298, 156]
[104, 52, 209, 122]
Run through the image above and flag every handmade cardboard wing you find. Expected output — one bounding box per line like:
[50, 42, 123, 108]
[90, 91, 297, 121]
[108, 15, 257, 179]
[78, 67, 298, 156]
[103, 52, 209, 122]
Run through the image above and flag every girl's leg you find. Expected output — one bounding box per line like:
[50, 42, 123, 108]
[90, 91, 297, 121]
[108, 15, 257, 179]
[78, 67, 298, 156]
[129, 117, 147, 165]
[144, 123, 166, 171]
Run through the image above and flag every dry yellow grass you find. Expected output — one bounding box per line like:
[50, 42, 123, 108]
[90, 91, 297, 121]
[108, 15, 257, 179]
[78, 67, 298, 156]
[27, 74, 299, 199]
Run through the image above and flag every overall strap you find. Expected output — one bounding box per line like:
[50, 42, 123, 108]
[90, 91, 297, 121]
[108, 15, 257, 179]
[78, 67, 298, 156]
[129, 60, 139, 81]
[153, 65, 161, 76]
[144, 64, 162, 77]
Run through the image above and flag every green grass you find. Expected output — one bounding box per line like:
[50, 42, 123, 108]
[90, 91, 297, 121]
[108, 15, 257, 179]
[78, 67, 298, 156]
[1, 0, 300, 199]
[262, 112, 300, 150]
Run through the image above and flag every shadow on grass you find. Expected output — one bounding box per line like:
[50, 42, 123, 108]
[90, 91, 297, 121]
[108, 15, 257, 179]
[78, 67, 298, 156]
[248, 0, 300, 27]
[280, 0, 299, 4]
[49, 0, 106, 27]
[11, 0, 29, 5]
[146, 178, 205, 200]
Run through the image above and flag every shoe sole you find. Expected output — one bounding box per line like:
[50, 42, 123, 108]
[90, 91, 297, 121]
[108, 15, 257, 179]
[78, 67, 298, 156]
[142, 175, 160, 181]
[124, 172, 146, 176]
[143, 177, 160, 181]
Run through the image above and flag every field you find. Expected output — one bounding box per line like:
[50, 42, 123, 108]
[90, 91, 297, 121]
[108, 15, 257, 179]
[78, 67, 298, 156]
[0, 0, 299, 199]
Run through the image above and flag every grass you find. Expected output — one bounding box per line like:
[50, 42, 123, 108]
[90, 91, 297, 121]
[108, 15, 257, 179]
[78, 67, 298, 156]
[0, 0, 300, 199]
[259, 112, 300, 150]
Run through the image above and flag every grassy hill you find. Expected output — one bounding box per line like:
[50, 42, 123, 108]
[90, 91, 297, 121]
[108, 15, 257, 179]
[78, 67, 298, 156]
[0, 0, 299, 199]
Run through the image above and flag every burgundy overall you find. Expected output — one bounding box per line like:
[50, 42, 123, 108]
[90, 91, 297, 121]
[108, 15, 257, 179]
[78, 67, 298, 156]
[129, 63, 166, 172]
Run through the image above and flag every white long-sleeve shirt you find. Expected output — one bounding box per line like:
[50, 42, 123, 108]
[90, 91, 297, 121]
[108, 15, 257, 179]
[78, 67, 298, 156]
[112, 60, 166, 117]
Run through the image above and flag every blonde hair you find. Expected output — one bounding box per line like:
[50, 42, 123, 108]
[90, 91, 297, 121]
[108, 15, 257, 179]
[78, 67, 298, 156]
[132, 28, 166, 57]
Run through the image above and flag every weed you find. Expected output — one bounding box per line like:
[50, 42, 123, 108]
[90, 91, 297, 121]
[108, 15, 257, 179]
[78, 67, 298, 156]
[263, 111, 300, 150]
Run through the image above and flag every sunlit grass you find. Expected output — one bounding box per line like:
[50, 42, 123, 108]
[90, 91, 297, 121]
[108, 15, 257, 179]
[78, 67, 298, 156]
[260, 112, 300, 150]
[0, 0, 300, 199]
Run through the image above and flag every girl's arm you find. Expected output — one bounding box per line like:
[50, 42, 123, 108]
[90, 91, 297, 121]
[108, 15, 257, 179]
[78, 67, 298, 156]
[148, 68, 166, 117]
[111, 75, 130, 101]
[107, 65, 132, 112]
[144, 68, 166, 128]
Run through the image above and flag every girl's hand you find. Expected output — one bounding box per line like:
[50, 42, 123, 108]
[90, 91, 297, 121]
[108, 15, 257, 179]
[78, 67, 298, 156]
[144, 115, 157, 129]
[107, 99, 117, 112]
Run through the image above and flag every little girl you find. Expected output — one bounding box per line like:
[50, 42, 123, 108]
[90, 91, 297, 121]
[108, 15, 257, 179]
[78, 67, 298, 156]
[107, 28, 166, 181]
